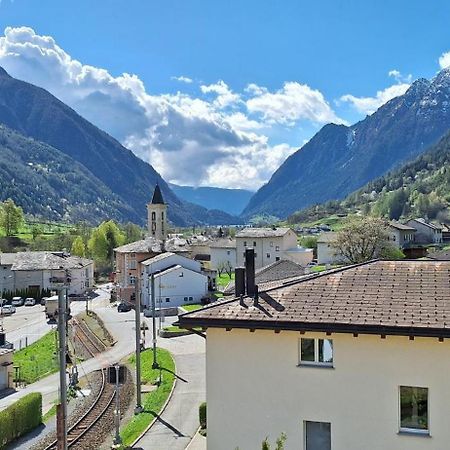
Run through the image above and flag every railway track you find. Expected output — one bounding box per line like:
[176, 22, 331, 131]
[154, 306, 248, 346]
[43, 317, 115, 450]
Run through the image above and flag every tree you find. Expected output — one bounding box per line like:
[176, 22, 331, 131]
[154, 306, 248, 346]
[88, 220, 124, 263]
[0, 199, 24, 236]
[71, 236, 86, 257]
[300, 236, 318, 250]
[123, 222, 143, 244]
[332, 217, 395, 264]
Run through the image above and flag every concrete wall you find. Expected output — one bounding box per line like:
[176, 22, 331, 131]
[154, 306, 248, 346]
[210, 247, 237, 271]
[206, 328, 450, 450]
[0, 265, 15, 294]
[142, 266, 208, 308]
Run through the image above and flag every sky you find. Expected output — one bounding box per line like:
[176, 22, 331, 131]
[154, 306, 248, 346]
[0, 0, 449, 191]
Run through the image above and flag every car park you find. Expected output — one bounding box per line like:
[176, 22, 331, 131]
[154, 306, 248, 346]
[11, 297, 24, 307]
[24, 298, 36, 306]
[1, 305, 16, 315]
[117, 302, 132, 312]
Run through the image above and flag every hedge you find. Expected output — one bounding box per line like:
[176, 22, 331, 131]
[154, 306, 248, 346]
[0, 392, 42, 449]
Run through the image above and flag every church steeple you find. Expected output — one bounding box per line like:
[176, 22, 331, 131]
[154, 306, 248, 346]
[147, 184, 167, 240]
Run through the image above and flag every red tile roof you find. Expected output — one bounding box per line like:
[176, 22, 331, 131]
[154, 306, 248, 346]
[178, 260, 450, 337]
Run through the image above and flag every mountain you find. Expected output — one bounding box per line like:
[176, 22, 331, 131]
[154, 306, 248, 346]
[0, 124, 133, 222]
[288, 129, 450, 224]
[0, 67, 237, 226]
[244, 69, 450, 219]
[169, 184, 253, 216]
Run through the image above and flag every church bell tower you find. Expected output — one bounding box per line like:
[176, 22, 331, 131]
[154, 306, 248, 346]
[147, 184, 167, 241]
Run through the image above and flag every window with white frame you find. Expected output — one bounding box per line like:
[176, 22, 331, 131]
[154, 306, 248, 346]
[299, 338, 333, 366]
[399, 386, 428, 434]
[129, 260, 137, 269]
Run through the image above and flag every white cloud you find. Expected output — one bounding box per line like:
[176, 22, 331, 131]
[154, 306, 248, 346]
[0, 26, 340, 190]
[388, 69, 412, 84]
[439, 51, 450, 69]
[246, 81, 343, 126]
[340, 82, 410, 115]
[171, 75, 193, 83]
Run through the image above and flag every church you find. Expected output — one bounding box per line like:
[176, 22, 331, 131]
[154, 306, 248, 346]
[114, 184, 211, 306]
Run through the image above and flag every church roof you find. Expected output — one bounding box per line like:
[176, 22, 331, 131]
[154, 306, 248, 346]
[151, 184, 165, 204]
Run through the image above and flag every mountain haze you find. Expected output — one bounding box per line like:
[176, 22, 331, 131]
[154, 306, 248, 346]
[244, 69, 450, 219]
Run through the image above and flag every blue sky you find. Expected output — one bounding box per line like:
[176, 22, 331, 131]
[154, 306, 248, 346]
[0, 0, 449, 190]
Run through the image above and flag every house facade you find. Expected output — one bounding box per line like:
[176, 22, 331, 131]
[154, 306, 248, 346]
[406, 219, 443, 244]
[317, 232, 339, 264]
[236, 227, 312, 270]
[210, 238, 237, 271]
[0, 252, 94, 296]
[179, 260, 450, 450]
[387, 222, 416, 249]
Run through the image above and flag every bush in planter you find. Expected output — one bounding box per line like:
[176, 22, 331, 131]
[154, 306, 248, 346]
[0, 392, 42, 448]
[199, 402, 207, 429]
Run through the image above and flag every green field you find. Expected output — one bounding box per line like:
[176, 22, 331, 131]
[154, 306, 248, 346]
[181, 303, 203, 312]
[13, 330, 59, 384]
[120, 348, 175, 446]
[217, 272, 234, 288]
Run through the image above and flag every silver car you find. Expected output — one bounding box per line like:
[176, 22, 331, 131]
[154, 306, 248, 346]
[1, 305, 16, 315]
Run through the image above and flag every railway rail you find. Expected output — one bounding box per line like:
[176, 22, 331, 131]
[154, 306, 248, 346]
[43, 317, 115, 450]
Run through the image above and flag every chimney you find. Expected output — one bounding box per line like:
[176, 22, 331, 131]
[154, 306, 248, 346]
[253, 284, 259, 307]
[245, 248, 255, 297]
[235, 267, 246, 297]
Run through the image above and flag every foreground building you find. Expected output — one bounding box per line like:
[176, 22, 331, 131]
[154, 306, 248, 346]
[179, 259, 450, 450]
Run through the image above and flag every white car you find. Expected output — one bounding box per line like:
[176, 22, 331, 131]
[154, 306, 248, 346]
[1, 305, 16, 315]
[24, 298, 36, 306]
[11, 297, 24, 307]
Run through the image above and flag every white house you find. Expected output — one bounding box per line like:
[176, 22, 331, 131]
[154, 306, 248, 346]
[210, 238, 237, 271]
[388, 222, 416, 248]
[406, 218, 443, 244]
[140, 252, 208, 308]
[236, 227, 312, 270]
[179, 260, 450, 450]
[0, 252, 94, 296]
[316, 232, 340, 264]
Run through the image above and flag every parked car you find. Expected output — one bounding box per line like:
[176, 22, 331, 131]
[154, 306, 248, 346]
[117, 302, 132, 313]
[1, 305, 16, 315]
[24, 298, 36, 306]
[40, 297, 49, 306]
[11, 297, 24, 307]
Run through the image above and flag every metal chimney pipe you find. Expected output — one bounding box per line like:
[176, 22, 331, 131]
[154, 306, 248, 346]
[235, 267, 246, 297]
[245, 248, 255, 297]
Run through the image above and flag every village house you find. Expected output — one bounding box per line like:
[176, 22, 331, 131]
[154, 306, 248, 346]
[406, 218, 443, 245]
[0, 252, 94, 296]
[316, 232, 339, 264]
[387, 222, 416, 248]
[210, 238, 237, 271]
[179, 259, 450, 450]
[236, 227, 313, 270]
[140, 252, 208, 308]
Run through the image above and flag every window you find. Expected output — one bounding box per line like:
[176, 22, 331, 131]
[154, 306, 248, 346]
[184, 297, 188, 301]
[275, 257, 280, 261]
[299, 338, 333, 366]
[305, 421, 331, 450]
[129, 276, 136, 285]
[267, 253, 271, 258]
[270, 241, 274, 247]
[243, 241, 247, 247]
[165, 297, 170, 302]
[129, 260, 137, 269]
[227, 250, 230, 255]
[189, 296, 193, 301]
[161, 212, 164, 220]
[275, 245, 280, 251]
[152, 212, 156, 221]
[400, 386, 428, 434]
[253, 241, 257, 247]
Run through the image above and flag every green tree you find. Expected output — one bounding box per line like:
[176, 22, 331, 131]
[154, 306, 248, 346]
[300, 236, 318, 250]
[123, 222, 143, 244]
[0, 199, 24, 236]
[88, 220, 124, 263]
[71, 236, 86, 257]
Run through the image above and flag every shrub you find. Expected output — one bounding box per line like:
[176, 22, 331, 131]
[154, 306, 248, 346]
[0, 392, 42, 448]
[199, 402, 207, 429]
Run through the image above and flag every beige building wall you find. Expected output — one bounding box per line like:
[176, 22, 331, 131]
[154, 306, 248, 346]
[206, 328, 450, 450]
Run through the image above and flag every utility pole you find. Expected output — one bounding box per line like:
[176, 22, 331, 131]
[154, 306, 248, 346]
[150, 273, 158, 369]
[134, 282, 143, 414]
[56, 287, 68, 450]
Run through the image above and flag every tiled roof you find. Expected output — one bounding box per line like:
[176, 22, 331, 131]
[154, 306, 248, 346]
[141, 252, 176, 266]
[389, 221, 416, 231]
[10, 252, 93, 271]
[223, 259, 306, 295]
[0, 253, 17, 265]
[179, 260, 450, 338]
[236, 227, 293, 238]
[427, 250, 450, 261]
[114, 237, 163, 253]
[409, 218, 442, 230]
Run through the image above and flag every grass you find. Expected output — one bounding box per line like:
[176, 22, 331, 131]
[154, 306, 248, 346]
[0, 219, 74, 240]
[119, 348, 175, 447]
[181, 303, 203, 312]
[217, 272, 234, 288]
[13, 330, 59, 384]
[42, 403, 57, 422]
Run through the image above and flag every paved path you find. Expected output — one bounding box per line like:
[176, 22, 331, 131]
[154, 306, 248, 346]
[133, 329, 206, 450]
